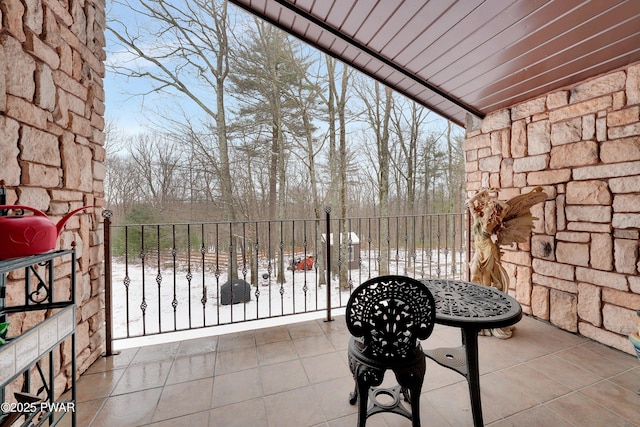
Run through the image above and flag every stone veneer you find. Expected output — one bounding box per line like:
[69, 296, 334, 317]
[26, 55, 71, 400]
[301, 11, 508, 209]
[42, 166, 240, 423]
[465, 62, 640, 355]
[1, 0, 106, 396]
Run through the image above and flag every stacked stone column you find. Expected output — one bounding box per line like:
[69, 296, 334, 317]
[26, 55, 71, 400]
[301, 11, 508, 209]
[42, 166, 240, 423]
[465, 63, 640, 354]
[1, 0, 107, 394]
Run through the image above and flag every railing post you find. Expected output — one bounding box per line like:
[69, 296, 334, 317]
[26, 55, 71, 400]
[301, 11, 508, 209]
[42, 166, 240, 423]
[324, 206, 333, 322]
[466, 208, 472, 282]
[102, 209, 118, 356]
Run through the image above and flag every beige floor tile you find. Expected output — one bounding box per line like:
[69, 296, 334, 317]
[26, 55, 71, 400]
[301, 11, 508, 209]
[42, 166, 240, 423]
[312, 376, 359, 420]
[545, 391, 637, 427]
[56, 398, 105, 427]
[287, 320, 326, 338]
[302, 352, 351, 384]
[318, 316, 348, 333]
[165, 352, 216, 384]
[501, 405, 574, 427]
[83, 348, 138, 374]
[581, 341, 640, 369]
[215, 346, 258, 375]
[556, 344, 634, 378]
[176, 336, 218, 356]
[294, 334, 336, 358]
[475, 340, 521, 374]
[145, 410, 210, 427]
[211, 368, 263, 408]
[151, 377, 214, 422]
[423, 359, 466, 391]
[76, 369, 125, 402]
[217, 331, 255, 351]
[479, 364, 571, 420]
[256, 339, 298, 365]
[254, 325, 291, 345]
[111, 361, 172, 395]
[608, 366, 640, 394]
[327, 413, 388, 427]
[326, 329, 351, 351]
[260, 359, 309, 395]
[423, 381, 474, 427]
[264, 386, 325, 427]
[129, 342, 180, 366]
[209, 397, 268, 427]
[90, 388, 162, 427]
[415, 398, 456, 427]
[527, 353, 602, 390]
[579, 379, 640, 425]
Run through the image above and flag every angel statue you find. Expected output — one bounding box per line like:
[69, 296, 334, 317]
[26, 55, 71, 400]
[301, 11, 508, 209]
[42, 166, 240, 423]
[468, 186, 547, 339]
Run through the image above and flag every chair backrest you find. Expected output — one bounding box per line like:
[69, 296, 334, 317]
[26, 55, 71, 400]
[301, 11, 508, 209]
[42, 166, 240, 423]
[346, 275, 436, 360]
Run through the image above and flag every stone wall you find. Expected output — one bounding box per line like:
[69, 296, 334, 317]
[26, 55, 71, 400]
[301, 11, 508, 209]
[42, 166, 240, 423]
[465, 62, 640, 354]
[1, 0, 106, 395]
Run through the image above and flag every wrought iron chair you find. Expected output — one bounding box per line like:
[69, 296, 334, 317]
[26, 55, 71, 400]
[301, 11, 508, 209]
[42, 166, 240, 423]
[346, 275, 436, 427]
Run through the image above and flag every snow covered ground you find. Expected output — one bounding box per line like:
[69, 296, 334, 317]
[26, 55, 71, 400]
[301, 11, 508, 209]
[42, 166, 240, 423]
[109, 249, 466, 349]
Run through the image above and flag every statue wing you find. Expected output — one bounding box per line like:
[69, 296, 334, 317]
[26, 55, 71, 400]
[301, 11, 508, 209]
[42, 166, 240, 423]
[497, 187, 547, 246]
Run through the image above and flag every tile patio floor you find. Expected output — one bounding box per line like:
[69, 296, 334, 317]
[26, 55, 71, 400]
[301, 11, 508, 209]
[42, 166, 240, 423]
[62, 315, 640, 427]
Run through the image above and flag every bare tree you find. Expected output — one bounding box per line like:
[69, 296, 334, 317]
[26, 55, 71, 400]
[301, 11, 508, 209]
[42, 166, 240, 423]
[388, 96, 434, 267]
[354, 79, 393, 275]
[444, 121, 466, 211]
[107, 0, 236, 221]
[230, 20, 315, 282]
[128, 133, 183, 212]
[104, 154, 144, 216]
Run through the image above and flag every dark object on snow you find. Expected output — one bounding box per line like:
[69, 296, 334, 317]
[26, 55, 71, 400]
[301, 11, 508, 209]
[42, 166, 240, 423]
[221, 279, 251, 305]
[287, 255, 314, 271]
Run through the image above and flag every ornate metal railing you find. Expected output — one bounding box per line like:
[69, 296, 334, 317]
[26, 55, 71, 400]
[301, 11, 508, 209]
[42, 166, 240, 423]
[103, 209, 469, 350]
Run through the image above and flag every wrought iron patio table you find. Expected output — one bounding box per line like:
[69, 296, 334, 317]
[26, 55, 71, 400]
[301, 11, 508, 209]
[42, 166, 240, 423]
[420, 278, 523, 427]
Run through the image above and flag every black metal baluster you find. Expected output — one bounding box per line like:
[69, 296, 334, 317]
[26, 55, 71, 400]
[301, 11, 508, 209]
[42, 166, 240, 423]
[347, 218, 354, 294]
[420, 215, 425, 279]
[302, 220, 308, 313]
[367, 217, 373, 279]
[267, 221, 272, 318]
[140, 225, 147, 336]
[254, 222, 261, 319]
[226, 223, 233, 323]
[279, 221, 285, 316]
[186, 224, 192, 329]
[324, 207, 332, 322]
[313, 218, 319, 310]
[436, 215, 442, 278]
[451, 213, 457, 278]
[291, 220, 296, 314]
[124, 226, 130, 337]
[241, 222, 248, 321]
[171, 225, 178, 331]
[395, 216, 400, 274]
[214, 224, 220, 323]
[386, 216, 391, 274]
[443, 214, 449, 279]
[156, 225, 162, 333]
[429, 215, 433, 279]
[201, 225, 207, 327]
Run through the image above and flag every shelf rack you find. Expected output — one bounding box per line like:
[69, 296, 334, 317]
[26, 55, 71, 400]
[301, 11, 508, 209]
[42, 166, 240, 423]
[0, 249, 77, 427]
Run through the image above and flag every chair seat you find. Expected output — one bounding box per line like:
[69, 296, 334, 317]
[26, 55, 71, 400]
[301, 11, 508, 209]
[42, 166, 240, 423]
[348, 336, 425, 371]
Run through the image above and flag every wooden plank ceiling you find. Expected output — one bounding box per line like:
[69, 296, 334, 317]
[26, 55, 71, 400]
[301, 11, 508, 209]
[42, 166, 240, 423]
[228, 0, 640, 126]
